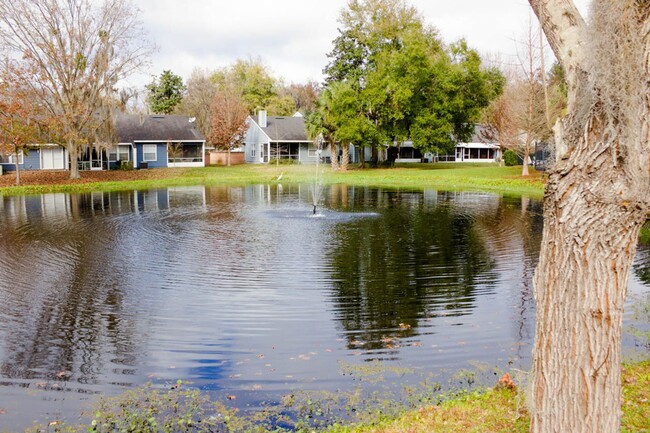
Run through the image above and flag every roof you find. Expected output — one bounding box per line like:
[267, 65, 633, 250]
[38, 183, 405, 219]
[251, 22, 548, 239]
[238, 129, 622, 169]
[116, 114, 205, 143]
[254, 114, 309, 142]
[466, 124, 496, 145]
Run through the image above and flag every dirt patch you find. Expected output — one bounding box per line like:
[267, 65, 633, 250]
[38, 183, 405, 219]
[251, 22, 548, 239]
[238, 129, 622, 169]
[0, 168, 188, 188]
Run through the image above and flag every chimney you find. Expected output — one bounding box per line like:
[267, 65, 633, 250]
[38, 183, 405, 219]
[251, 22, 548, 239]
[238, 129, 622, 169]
[258, 110, 267, 128]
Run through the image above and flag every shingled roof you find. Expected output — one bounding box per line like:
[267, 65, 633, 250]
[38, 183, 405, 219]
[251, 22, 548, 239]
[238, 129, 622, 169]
[116, 114, 205, 143]
[255, 114, 309, 142]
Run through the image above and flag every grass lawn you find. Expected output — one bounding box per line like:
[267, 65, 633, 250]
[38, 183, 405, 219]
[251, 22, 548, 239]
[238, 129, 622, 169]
[0, 163, 545, 198]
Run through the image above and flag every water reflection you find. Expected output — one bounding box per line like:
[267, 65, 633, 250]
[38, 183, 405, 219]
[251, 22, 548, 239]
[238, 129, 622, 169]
[0, 185, 645, 430]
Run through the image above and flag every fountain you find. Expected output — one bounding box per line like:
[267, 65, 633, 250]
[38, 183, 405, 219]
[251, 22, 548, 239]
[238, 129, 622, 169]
[310, 138, 324, 215]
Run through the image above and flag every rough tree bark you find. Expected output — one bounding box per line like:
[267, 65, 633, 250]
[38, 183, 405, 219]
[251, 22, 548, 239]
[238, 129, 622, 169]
[528, 1, 650, 432]
[330, 141, 340, 170]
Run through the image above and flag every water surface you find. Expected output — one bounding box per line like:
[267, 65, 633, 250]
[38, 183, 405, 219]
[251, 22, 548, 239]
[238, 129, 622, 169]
[0, 185, 647, 430]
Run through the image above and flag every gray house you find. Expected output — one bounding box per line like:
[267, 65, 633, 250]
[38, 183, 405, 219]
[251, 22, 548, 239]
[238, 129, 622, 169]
[1, 114, 205, 173]
[244, 111, 321, 164]
[83, 114, 206, 170]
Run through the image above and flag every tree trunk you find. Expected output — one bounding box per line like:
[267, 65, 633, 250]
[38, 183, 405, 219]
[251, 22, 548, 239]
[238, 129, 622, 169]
[341, 143, 349, 171]
[521, 143, 530, 176]
[68, 143, 80, 179]
[371, 145, 378, 167]
[330, 142, 340, 170]
[13, 148, 21, 186]
[531, 118, 647, 433]
[227, 147, 231, 167]
[527, 2, 650, 432]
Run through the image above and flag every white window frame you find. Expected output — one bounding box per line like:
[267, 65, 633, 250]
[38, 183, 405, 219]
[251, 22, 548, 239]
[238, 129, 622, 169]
[143, 144, 157, 162]
[0, 151, 24, 165]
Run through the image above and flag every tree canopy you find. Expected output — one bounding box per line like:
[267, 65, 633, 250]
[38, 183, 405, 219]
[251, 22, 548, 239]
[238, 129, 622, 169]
[146, 70, 186, 114]
[0, 0, 153, 179]
[321, 0, 503, 161]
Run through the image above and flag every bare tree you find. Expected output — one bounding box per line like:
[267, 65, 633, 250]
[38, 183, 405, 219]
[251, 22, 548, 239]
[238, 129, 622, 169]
[210, 87, 249, 166]
[528, 1, 650, 432]
[176, 68, 218, 146]
[0, 0, 153, 179]
[484, 17, 549, 176]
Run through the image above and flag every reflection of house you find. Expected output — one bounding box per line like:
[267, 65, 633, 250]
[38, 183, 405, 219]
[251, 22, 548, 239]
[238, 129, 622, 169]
[244, 111, 321, 164]
[83, 114, 206, 170]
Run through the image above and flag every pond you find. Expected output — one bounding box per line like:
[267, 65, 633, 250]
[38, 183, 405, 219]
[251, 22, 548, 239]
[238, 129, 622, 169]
[0, 184, 647, 430]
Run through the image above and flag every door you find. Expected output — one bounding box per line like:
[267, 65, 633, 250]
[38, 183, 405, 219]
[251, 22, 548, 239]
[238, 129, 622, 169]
[41, 148, 65, 170]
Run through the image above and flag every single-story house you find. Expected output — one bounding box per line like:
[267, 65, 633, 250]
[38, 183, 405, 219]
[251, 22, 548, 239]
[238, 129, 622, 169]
[438, 125, 500, 163]
[244, 111, 323, 164]
[1, 114, 205, 173]
[80, 114, 206, 170]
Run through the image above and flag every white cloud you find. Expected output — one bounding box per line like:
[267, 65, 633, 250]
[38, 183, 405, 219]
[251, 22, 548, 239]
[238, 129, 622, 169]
[130, 0, 592, 88]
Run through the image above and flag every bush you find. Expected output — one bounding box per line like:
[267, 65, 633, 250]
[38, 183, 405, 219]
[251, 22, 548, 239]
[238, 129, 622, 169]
[118, 160, 134, 171]
[503, 150, 519, 167]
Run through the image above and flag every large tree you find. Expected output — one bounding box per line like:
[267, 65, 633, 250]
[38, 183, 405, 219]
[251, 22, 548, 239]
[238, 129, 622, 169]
[176, 68, 218, 146]
[528, 1, 650, 432]
[146, 70, 185, 114]
[324, 0, 503, 165]
[0, 0, 152, 179]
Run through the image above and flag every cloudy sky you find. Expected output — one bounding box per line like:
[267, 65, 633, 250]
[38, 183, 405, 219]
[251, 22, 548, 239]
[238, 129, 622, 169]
[128, 0, 590, 88]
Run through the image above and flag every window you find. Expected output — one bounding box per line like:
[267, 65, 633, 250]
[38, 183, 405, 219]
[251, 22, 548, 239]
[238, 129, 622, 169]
[109, 145, 130, 162]
[119, 146, 130, 161]
[0, 151, 24, 165]
[251, 144, 256, 158]
[143, 144, 157, 162]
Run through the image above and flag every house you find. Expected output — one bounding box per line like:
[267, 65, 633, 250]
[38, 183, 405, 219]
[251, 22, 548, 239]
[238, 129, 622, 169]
[244, 111, 322, 164]
[438, 125, 500, 163]
[80, 114, 206, 170]
[0, 144, 68, 173]
[1, 114, 205, 173]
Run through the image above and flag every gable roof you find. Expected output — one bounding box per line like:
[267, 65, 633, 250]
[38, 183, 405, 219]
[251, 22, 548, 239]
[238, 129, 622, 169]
[116, 114, 205, 143]
[254, 114, 309, 142]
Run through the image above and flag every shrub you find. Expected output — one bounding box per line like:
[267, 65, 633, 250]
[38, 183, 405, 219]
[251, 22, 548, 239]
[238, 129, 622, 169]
[503, 150, 519, 167]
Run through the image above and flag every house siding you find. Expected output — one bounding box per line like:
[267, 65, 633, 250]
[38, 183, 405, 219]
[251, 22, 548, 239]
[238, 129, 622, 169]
[0, 150, 41, 172]
[136, 143, 168, 168]
[244, 121, 268, 164]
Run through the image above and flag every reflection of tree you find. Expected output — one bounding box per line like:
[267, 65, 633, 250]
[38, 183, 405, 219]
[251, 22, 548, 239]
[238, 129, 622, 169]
[0, 192, 140, 385]
[473, 195, 544, 359]
[633, 245, 650, 285]
[325, 189, 498, 352]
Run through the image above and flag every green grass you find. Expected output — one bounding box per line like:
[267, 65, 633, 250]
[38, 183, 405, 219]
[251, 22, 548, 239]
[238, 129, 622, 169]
[328, 361, 650, 433]
[0, 163, 545, 198]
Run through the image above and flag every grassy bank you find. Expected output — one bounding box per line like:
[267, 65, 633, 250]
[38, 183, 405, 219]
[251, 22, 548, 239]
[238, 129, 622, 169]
[19, 360, 649, 433]
[0, 163, 545, 198]
[328, 360, 650, 433]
